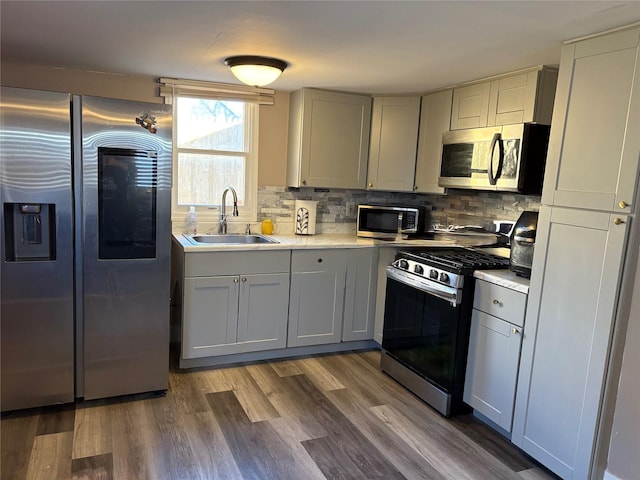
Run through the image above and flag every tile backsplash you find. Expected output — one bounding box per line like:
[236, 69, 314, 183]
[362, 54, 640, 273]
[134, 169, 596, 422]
[257, 186, 541, 234]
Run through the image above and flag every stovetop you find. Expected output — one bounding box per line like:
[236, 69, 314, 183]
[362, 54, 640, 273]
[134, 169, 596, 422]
[389, 247, 510, 290]
[403, 247, 510, 273]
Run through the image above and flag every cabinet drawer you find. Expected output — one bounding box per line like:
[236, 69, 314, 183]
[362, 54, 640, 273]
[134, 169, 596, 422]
[291, 249, 347, 272]
[473, 279, 526, 326]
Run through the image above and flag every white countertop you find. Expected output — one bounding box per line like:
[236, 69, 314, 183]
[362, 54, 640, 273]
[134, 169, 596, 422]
[474, 269, 530, 294]
[172, 232, 503, 253]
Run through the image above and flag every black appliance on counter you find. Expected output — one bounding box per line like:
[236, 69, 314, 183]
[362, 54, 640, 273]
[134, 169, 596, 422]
[510, 211, 539, 278]
[381, 247, 509, 417]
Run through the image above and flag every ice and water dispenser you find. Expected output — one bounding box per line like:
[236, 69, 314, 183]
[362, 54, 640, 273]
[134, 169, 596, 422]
[3, 203, 56, 261]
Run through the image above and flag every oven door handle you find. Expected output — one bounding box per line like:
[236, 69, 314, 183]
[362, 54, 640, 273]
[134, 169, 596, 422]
[386, 267, 460, 307]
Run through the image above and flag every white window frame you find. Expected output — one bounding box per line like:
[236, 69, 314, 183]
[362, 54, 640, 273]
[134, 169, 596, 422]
[170, 95, 259, 227]
[160, 78, 275, 231]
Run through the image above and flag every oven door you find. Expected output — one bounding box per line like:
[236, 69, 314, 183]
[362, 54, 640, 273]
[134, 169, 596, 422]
[381, 276, 471, 394]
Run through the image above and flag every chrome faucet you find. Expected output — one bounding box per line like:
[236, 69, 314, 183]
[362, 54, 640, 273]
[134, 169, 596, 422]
[218, 186, 239, 233]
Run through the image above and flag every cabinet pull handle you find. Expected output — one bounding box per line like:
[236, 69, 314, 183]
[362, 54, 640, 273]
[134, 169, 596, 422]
[492, 299, 503, 307]
[618, 201, 629, 209]
[512, 327, 521, 335]
[242, 277, 247, 282]
[233, 278, 239, 283]
[614, 218, 626, 225]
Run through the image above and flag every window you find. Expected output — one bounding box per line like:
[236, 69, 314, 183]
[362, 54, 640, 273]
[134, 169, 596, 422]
[172, 95, 258, 224]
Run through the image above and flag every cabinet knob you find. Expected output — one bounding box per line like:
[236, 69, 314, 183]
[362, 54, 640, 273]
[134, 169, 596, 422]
[368, 182, 373, 188]
[512, 327, 521, 335]
[233, 278, 239, 283]
[618, 201, 629, 209]
[242, 277, 247, 282]
[317, 258, 323, 263]
[413, 185, 418, 191]
[302, 180, 307, 186]
[614, 218, 626, 225]
[492, 299, 503, 307]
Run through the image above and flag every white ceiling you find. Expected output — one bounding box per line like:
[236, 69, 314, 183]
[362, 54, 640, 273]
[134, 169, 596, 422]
[2, 1, 640, 94]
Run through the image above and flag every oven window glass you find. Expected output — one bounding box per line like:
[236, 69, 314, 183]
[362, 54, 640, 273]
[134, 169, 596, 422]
[98, 147, 157, 259]
[382, 278, 460, 391]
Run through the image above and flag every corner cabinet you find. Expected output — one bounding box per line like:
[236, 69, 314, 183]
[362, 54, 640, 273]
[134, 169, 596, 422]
[180, 250, 291, 359]
[414, 89, 452, 194]
[540, 27, 640, 214]
[287, 88, 372, 189]
[288, 249, 347, 347]
[367, 96, 420, 192]
[464, 279, 527, 432]
[450, 66, 558, 130]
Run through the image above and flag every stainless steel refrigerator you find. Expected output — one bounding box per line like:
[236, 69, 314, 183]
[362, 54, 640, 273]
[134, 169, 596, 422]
[1, 86, 172, 411]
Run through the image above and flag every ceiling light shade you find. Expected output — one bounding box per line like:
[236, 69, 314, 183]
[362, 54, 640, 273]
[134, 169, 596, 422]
[224, 55, 288, 87]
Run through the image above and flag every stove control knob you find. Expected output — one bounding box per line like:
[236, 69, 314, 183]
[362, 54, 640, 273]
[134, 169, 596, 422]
[414, 264, 424, 275]
[429, 269, 439, 280]
[439, 272, 450, 284]
[399, 259, 409, 270]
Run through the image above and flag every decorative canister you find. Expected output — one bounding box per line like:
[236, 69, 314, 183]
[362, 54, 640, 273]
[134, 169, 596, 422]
[294, 200, 318, 235]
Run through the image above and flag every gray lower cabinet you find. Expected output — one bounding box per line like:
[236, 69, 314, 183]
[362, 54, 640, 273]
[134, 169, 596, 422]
[464, 279, 526, 432]
[343, 248, 379, 341]
[288, 249, 347, 347]
[180, 250, 290, 359]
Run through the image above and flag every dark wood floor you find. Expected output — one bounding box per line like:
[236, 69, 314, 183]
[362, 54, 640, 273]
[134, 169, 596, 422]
[1, 350, 558, 480]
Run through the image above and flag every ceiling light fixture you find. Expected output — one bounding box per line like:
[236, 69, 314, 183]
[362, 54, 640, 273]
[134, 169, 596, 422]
[224, 55, 288, 87]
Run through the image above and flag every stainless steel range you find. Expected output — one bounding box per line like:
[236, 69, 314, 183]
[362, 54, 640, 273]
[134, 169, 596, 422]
[381, 247, 509, 417]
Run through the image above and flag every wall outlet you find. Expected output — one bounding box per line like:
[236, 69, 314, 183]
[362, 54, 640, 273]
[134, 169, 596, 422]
[346, 202, 356, 217]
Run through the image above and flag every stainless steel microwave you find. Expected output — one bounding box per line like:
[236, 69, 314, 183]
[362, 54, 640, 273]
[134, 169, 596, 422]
[357, 205, 426, 240]
[439, 123, 550, 193]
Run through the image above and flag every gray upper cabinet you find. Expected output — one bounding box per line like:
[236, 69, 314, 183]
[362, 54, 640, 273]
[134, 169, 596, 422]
[450, 66, 558, 130]
[287, 88, 372, 189]
[541, 27, 640, 213]
[414, 89, 452, 194]
[367, 96, 420, 192]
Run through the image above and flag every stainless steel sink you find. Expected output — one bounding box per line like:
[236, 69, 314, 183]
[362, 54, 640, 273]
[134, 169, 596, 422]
[185, 234, 279, 245]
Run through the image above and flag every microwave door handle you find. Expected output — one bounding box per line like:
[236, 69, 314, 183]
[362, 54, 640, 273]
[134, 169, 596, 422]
[397, 212, 404, 233]
[488, 133, 504, 185]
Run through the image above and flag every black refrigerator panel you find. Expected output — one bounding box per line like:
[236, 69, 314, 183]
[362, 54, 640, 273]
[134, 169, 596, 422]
[1, 87, 75, 411]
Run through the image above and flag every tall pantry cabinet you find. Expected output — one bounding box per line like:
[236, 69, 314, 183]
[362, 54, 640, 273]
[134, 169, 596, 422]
[511, 25, 640, 480]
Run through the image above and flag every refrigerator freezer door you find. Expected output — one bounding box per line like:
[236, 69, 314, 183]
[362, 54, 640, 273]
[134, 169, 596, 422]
[78, 95, 172, 400]
[1, 87, 75, 411]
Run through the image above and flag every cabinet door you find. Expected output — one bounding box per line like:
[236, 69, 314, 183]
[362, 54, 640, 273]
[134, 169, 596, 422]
[182, 276, 238, 359]
[487, 70, 539, 126]
[511, 206, 630, 479]
[237, 273, 289, 351]
[464, 309, 522, 432]
[288, 88, 371, 189]
[541, 27, 640, 213]
[450, 82, 491, 130]
[288, 250, 347, 347]
[343, 248, 378, 341]
[414, 89, 452, 194]
[367, 96, 420, 191]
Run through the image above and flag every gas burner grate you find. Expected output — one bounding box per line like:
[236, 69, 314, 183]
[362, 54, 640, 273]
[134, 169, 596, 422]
[401, 247, 510, 273]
